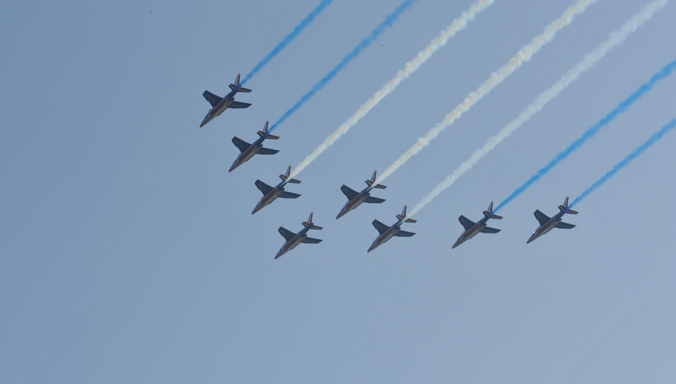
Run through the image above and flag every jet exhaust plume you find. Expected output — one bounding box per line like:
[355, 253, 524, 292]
[408, 0, 667, 218]
[268, 0, 417, 133]
[374, 0, 598, 188]
[570, 118, 676, 209]
[241, 0, 334, 86]
[289, 0, 495, 179]
[495, 56, 676, 213]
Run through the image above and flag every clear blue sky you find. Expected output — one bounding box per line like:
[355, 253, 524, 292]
[2, 1, 675, 383]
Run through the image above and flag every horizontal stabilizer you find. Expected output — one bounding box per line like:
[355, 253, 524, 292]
[364, 196, 385, 204]
[280, 174, 301, 184]
[340, 185, 359, 201]
[279, 191, 301, 199]
[480, 226, 501, 234]
[555, 221, 576, 229]
[394, 230, 415, 237]
[203, 90, 223, 108]
[230, 101, 251, 109]
[458, 215, 475, 231]
[396, 213, 416, 223]
[559, 205, 578, 215]
[534, 210, 550, 226]
[365, 180, 386, 189]
[302, 222, 323, 230]
[278, 227, 296, 241]
[258, 131, 280, 140]
[302, 236, 322, 244]
[255, 180, 273, 196]
[483, 211, 503, 220]
[372, 220, 389, 235]
[232, 137, 250, 153]
[229, 83, 252, 93]
[258, 147, 279, 155]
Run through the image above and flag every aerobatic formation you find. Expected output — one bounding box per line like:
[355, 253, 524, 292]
[197, 0, 673, 258]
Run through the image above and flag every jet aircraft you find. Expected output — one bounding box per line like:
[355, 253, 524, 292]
[336, 171, 386, 219]
[452, 202, 503, 249]
[527, 197, 578, 244]
[199, 73, 252, 127]
[252, 166, 301, 214]
[229, 121, 280, 172]
[275, 212, 323, 259]
[368, 205, 416, 252]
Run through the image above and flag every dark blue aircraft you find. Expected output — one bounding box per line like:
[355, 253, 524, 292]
[200, 74, 252, 127]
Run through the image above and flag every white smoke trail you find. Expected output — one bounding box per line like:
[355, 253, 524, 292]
[289, 0, 495, 179]
[375, 0, 599, 187]
[408, 0, 667, 217]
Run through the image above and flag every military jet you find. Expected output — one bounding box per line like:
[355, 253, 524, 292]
[252, 166, 301, 214]
[336, 171, 386, 219]
[527, 197, 578, 244]
[229, 121, 280, 172]
[452, 202, 503, 249]
[275, 212, 323, 259]
[199, 73, 252, 127]
[368, 205, 416, 252]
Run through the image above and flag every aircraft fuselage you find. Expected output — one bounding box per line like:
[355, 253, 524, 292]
[230, 141, 263, 172]
[453, 219, 488, 248]
[336, 189, 371, 219]
[200, 91, 237, 127]
[252, 185, 285, 214]
[368, 223, 402, 252]
[527, 214, 564, 244]
[275, 231, 309, 259]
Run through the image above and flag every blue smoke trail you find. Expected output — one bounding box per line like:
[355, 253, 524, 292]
[269, 0, 417, 132]
[494, 57, 676, 213]
[570, 117, 676, 209]
[241, 0, 334, 87]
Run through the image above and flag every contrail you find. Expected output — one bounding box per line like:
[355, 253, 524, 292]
[289, 0, 495, 179]
[375, 0, 598, 187]
[569, 117, 676, 209]
[241, 0, 334, 86]
[495, 57, 676, 213]
[408, 0, 667, 218]
[269, 0, 417, 133]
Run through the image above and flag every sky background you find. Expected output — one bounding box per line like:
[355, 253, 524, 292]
[2, 0, 676, 383]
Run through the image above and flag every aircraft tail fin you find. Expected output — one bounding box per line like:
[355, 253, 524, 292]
[396, 206, 417, 223]
[279, 166, 301, 184]
[229, 74, 252, 93]
[302, 212, 323, 230]
[559, 196, 578, 215]
[365, 171, 386, 189]
[482, 202, 503, 220]
[257, 121, 279, 140]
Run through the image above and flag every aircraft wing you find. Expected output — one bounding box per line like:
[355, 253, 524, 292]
[394, 230, 415, 237]
[278, 227, 296, 241]
[232, 137, 250, 153]
[555, 221, 576, 229]
[203, 91, 223, 108]
[534, 210, 550, 226]
[230, 101, 252, 109]
[365, 196, 385, 204]
[279, 191, 301, 199]
[340, 185, 359, 200]
[458, 215, 475, 231]
[372, 219, 390, 235]
[480, 226, 501, 234]
[302, 236, 322, 244]
[255, 180, 273, 195]
[258, 147, 279, 155]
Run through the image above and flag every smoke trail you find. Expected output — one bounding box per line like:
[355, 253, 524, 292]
[408, 0, 667, 218]
[289, 0, 495, 179]
[269, 0, 417, 133]
[570, 118, 676, 209]
[241, 0, 334, 86]
[495, 57, 676, 213]
[375, 0, 598, 187]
